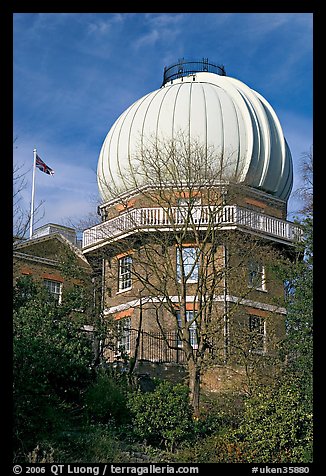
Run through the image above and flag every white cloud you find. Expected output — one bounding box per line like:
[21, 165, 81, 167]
[87, 13, 126, 35]
[132, 13, 185, 51]
[133, 29, 160, 49]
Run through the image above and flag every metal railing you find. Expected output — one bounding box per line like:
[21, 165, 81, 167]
[82, 205, 302, 249]
[107, 330, 188, 364]
[162, 58, 226, 86]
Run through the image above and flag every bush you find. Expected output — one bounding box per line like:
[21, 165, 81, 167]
[22, 424, 127, 463]
[84, 370, 130, 425]
[72, 424, 126, 463]
[127, 380, 193, 450]
[235, 380, 313, 463]
[13, 279, 93, 458]
[175, 433, 249, 463]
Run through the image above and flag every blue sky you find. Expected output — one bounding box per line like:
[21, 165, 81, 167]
[13, 13, 313, 234]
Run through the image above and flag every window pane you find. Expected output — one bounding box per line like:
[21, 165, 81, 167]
[119, 255, 132, 290]
[176, 310, 197, 348]
[118, 317, 131, 352]
[177, 247, 199, 282]
[44, 279, 62, 302]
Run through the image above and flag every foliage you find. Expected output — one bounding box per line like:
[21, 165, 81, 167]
[283, 217, 313, 411]
[27, 443, 56, 463]
[127, 380, 193, 450]
[84, 369, 130, 425]
[13, 274, 40, 310]
[23, 424, 127, 464]
[78, 424, 127, 463]
[175, 433, 249, 463]
[194, 391, 245, 437]
[230, 217, 313, 464]
[235, 379, 313, 463]
[13, 276, 94, 457]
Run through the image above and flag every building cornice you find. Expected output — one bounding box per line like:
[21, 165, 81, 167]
[103, 294, 286, 316]
[98, 182, 287, 212]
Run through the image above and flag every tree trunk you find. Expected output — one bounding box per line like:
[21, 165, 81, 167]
[188, 358, 201, 417]
[128, 297, 143, 380]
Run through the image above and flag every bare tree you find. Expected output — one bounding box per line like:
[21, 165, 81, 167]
[294, 146, 313, 217]
[91, 134, 289, 414]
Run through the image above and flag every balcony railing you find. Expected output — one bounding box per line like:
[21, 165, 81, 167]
[82, 205, 302, 250]
[107, 330, 189, 364]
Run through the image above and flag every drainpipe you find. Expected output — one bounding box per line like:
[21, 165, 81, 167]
[221, 186, 229, 363]
[98, 257, 106, 361]
[93, 257, 106, 366]
[223, 242, 229, 363]
[101, 257, 106, 310]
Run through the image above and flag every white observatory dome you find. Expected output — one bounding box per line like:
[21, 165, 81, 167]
[97, 60, 293, 202]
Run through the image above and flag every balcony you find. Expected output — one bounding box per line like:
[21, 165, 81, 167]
[82, 205, 302, 251]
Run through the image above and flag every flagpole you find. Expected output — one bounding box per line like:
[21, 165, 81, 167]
[29, 148, 37, 239]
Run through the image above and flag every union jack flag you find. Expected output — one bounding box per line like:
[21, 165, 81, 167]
[36, 154, 54, 175]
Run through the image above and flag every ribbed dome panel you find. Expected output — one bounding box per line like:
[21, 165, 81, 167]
[97, 72, 293, 202]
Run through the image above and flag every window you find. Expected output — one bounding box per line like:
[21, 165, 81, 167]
[118, 255, 132, 291]
[176, 247, 199, 283]
[248, 261, 266, 291]
[176, 310, 197, 348]
[44, 279, 62, 303]
[249, 315, 266, 353]
[117, 317, 131, 353]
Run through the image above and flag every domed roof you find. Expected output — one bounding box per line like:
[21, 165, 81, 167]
[97, 67, 293, 202]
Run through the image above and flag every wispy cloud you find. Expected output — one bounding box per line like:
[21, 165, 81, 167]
[132, 13, 185, 50]
[86, 13, 126, 35]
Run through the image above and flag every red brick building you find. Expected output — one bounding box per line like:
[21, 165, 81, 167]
[82, 60, 301, 389]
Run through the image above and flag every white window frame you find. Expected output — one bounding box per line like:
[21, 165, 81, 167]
[176, 310, 198, 349]
[118, 255, 132, 292]
[176, 246, 199, 283]
[44, 279, 62, 304]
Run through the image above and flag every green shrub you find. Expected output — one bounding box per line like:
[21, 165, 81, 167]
[175, 433, 249, 463]
[84, 370, 130, 425]
[75, 424, 126, 463]
[13, 277, 94, 458]
[235, 380, 313, 463]
[127, 380, 193, 451]
[24, 425, 126, 463]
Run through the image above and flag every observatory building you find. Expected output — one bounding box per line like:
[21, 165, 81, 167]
[82, 59, 301, 387]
